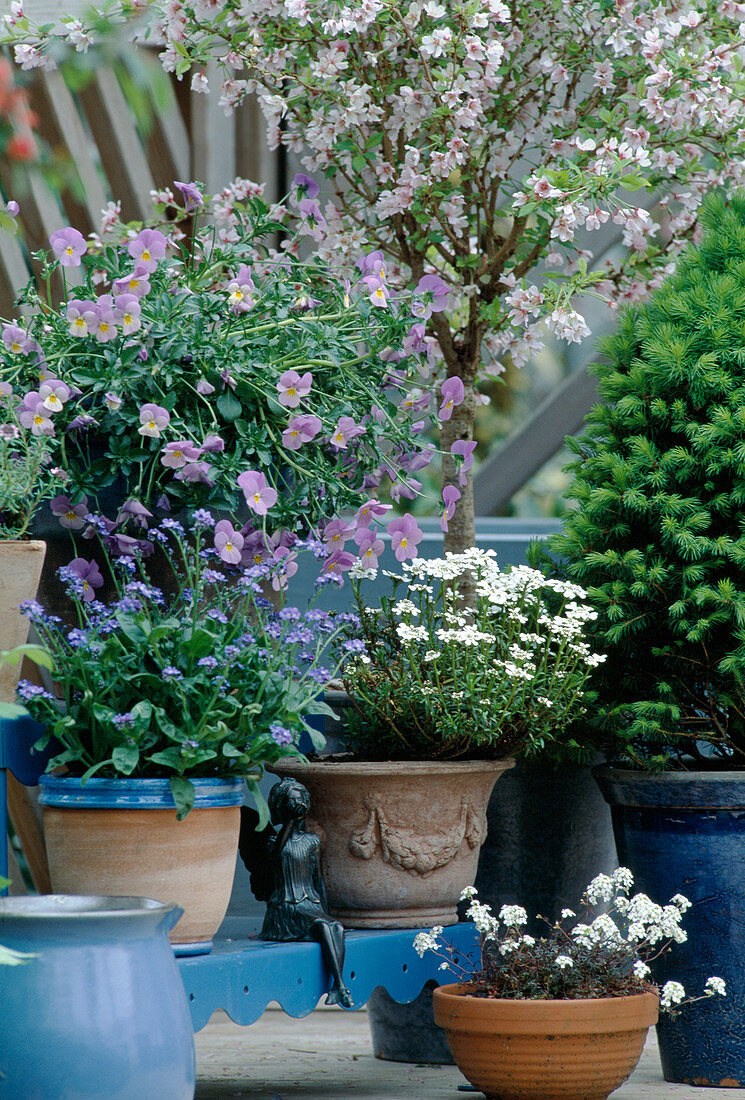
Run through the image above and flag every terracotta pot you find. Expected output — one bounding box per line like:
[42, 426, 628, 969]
[433, 983, 659, 1100]
[0, 539, 46, 704]
[268, 759, 513, 928]
[39, 776, 244, 955]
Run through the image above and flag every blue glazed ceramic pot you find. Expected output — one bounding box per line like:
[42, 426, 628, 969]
[38, 777, 245, 956]
[594, 767, 745, 1087]
[0, 895, 195, 1100]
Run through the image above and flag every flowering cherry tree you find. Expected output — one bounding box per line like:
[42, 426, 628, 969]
[8, 0, 745, 550]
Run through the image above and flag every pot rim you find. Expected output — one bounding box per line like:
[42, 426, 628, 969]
[0, 894, 177, 919]
[269, 757, 515, 776]
[39, 774, 246, 809]
[593, 764, 745, 809]
[433, 982, 659, 1032]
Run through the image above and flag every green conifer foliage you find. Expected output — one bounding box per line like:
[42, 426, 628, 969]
[553, 192, 745, 768]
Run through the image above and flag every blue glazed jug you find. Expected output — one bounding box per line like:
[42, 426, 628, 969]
[0, 895, 196, 1099]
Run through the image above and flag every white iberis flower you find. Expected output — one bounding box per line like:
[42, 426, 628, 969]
[704, 977, 726, 997]
[555, 955, 573, 969]
[660, 981, 686, 1009]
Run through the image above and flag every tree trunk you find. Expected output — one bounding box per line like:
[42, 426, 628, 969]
[440, 383, 476, 555]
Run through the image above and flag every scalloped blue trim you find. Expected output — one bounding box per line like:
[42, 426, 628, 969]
[178, 923, 480, 1031]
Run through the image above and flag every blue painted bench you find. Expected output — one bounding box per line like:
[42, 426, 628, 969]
[1, 715, 478, 1030]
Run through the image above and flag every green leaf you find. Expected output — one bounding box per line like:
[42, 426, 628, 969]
[112, 744, 140, 775]
[217, 391, 242, 421]
[0, 945, 37, 966]
[246, 779, 270, 830]
[169, 776, 195, 821]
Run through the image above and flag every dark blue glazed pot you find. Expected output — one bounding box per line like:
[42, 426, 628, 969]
[0, 895, 195, 1100]
[594, 767, 745, 1087]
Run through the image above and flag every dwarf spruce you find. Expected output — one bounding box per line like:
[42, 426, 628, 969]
[552, 192, 745, 768]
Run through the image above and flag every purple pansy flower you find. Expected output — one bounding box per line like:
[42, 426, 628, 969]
[403, 323, 427, 357]
[270, 545, 299, 592]
[39, 378, 70, 414]
[128, 228, 167, 273]
[174, 460, 214, 485]
[105, 392, 123, 413]
[16, 392, 54, 436]
[2, 322, 33, 354]
[438, 377, 465, 422]
[67, 557, 104, 602]
[329, 416, 365, 450]
[297, 198, 326, 240]
[413, 274, 450, 319]
[388, 513, 423, 562]
[113, 294, 141, 335]
[66, 414, 98, 432]
[321, 548, 356, 578]
[117, 499, 153, 529]
[355, 499, 392, 528]
[199, 434, 225, 454]
[66, 299, 98, 338]
[49, 227, 87, 267]
[390, 477, 422, 503]
[237, 470, 278, 516]
[226, 264, 255, 313]
[354, 528, 384, 567]
[6, 201, 19, 217]
[89, 295, 118, 343]
[282, 414, 321, 451]
[214, 520, 244, 565]
[323, 518, 355, 547]
[196, 378, 215, 396]
[291, 173, 320, 201]
[50, 494, 89, 530]
[277, 370, 313, 408]
[160, 440, 200, 469]
[363, 275, 389, 309]
[356, 249, 385, 277]
[138, 403, 170, 438]
[174, 180, 204, 213]
[113, 266, 151, 298]
[450, 439, 477, 487]
[440, 485, 462, 534]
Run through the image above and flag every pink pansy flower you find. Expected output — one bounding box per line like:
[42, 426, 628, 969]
[113, 266, 151, 298]
[270, 545, 299, 591]
[438, 377, 465, 422]
[128, 228, 167, 273]
[329, 416, 365, 450]
[354, 527, 384, 567]
[292, 172, 319, 201]
[440, 485, 462, 533]
[174, 460, 214, 485]
[323, 518, 355, 547]
[138, 403, 170, 438]
[50, 494, 89, 530]
[226, 264, 255, 313]
[196, 378, 215, 396]
[66, 299, 98, 338]
[237, 470, 278, 515]
[242, 530, 271, 566]
[450, 440, 477, 487]
[282, 413, 322, 450]
[67, 557, 103, 603]
[49, 227, 87, 267]
[2, 322, 33, 354]
[114, 294, 141, 335]
[388, 513, 423, 562]
[39, 378, 71, 413]
[355, 499, 392, 527]
[199, 434, 225, 454]
[277, 370, 313, 408]
[356, 249, 385, 277]
[174, 180, 204, 214]
[160, 440, 200, 469]
[214, 519, 244, 564]
[105, 392, 123, 413]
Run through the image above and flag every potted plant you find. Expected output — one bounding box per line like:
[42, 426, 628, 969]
[16, 514, 349, 954]
[272, 546, 603, 929]
[546, 190, 745, 1084]
[421, 868, 725, 1100]
[0, 400, 60, 705]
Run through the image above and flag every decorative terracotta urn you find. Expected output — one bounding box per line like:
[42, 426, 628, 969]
[269, 759, 513, 928]
[433, 983, 659, 1100]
